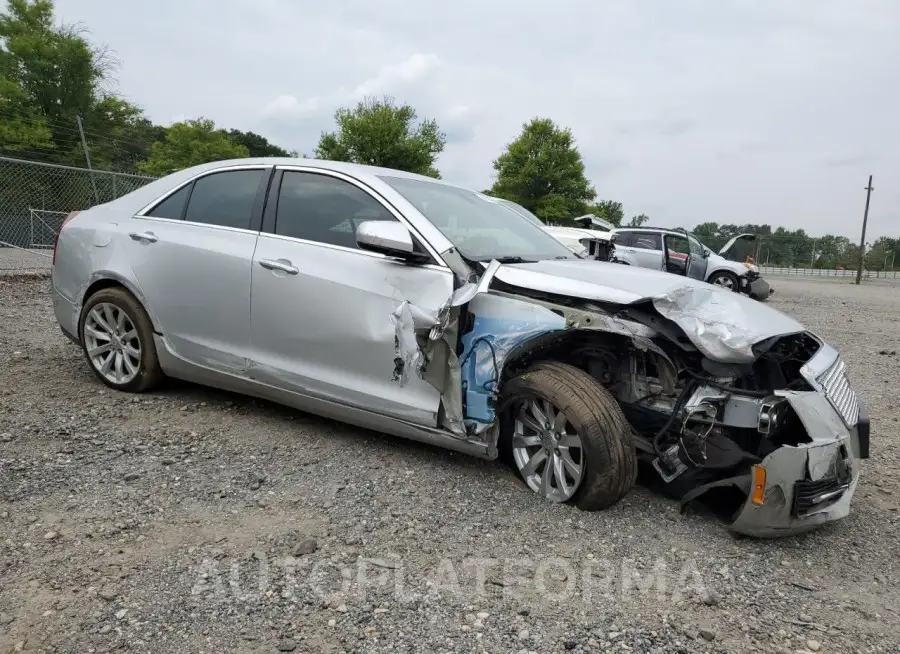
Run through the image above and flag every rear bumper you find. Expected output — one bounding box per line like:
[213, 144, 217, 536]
[52, 285, 80, 344]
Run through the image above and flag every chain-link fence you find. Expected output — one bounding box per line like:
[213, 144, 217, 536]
[0, 156, 156, 275]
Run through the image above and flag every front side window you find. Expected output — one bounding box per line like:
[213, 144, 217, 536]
[183, 169, 264, 230]
[275, 172, 397, 249]
[687, 234, 706, 257]
[666, 234, 691, 256]
[379, 176, 575, 262]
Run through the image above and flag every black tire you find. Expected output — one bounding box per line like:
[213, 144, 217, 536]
[78, 287, 164, 392]
[500, 362, 637, 510]
[707, 270, 740, 292]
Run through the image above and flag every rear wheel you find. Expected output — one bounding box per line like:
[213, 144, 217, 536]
[708, 270, 739, 291]
[78, 287, 163, 392]
[500, 362, 637, 510]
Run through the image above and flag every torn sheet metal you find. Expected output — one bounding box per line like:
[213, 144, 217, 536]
[652, 285, 803, 364]
[448, 259, 503, 308]
[460, 294, 566, 432]
[390, 301, 425, 387]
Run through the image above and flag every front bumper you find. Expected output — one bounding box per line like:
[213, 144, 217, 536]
[741, 275, 772, 300]
[729, 394, 869, 538]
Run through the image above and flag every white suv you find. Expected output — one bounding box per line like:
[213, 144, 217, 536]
[610, 227, 771, 300]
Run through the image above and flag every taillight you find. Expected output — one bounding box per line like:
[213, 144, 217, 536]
[52, 211, 79, 266]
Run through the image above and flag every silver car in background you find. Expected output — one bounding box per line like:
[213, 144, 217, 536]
[51, 158, 869, 537]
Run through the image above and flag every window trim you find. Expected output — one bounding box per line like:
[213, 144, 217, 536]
[135, 165, 273, 234]
[263, 166, 448, 268]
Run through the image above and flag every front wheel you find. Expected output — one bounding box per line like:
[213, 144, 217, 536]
[500, 362, 637, 510]
[708, 270, 740, 292]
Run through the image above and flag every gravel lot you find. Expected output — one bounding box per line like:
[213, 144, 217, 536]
[1, 276, 898, 654]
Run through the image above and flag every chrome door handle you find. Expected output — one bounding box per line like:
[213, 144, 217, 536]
[129, 231, 158, 243]
[259, 259, 299, 275]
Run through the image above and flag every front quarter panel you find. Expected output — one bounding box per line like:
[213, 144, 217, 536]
[705, 254, 747, 280]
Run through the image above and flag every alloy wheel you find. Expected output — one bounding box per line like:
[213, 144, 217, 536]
[83, 302, 142, 385]
[512, 397, 585, 502]
[712, 274, 735, 290]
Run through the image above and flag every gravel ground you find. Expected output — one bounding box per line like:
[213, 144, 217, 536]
[0, 250, 52, 275]
[1, 276, 898, 654]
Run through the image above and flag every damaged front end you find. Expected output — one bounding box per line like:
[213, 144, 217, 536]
[395, 259, 869, 537]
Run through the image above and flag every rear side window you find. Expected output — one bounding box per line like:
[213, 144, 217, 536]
[614, 232, 634, 247]
[183, 170, 264, 230]
[632, 232, 662, 250]
[146, 184, 191, 220]
[275, 172, 397, 249]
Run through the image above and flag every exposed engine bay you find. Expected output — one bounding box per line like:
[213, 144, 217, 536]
[396, 261, 869, 537]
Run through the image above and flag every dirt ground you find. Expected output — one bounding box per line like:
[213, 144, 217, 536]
[1, 276, 898, 653]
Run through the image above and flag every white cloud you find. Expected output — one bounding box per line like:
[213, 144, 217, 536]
[352, 53, 441, 97]
[262, 94, 321, 119]
[52, 0, 900, 238]
[260, 53, 441, 124]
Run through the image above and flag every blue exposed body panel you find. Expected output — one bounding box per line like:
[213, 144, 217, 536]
[459, 295, 566, 431]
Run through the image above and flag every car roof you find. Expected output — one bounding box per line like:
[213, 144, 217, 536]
[615, 226, 683, 234]
[92, 157, 468, 214]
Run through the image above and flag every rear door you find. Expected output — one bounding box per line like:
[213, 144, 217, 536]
[126, 166, 270, 371]
[614, 231, 665, 269]
[248, 168, 453, 426]
[628, 231, 665, 269]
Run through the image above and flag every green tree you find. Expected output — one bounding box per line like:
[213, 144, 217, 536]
[490, 117, 595, 221]
[0, 0, 162, 168]
[315, 96, 445, 177]
[628, 213, 650, 227]
[1, 0, 104, 158]
[137, 118, 249, 176]
[224, 128, 293, 157]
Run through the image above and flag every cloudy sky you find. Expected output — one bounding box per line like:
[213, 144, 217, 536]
[56, 0, 900, 238]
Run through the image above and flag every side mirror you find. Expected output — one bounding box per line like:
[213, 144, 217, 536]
[356, 221, 430, 263]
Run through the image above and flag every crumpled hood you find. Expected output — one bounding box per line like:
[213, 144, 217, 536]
[492, 259, 803, 363]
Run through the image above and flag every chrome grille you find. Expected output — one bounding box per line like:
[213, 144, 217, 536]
[817, 357, 859, 427]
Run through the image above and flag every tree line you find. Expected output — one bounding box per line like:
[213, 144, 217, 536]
[1, 0, 894, 270]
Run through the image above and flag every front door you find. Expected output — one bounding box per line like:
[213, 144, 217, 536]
[686, 234, 709, 281]
[125, 167, 268, 370]
[663, 233, 690, 276]
[248, 169, 453, 426]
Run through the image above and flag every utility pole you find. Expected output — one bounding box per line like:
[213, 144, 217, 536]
[76, 115, 101, 204]
[855, 175, 874, 285]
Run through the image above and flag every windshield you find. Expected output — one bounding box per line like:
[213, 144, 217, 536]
[494, 198, 545, 227]
[379, 176, 576, 262]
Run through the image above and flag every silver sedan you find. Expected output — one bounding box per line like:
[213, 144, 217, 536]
[51, 158, 869, 537]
